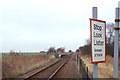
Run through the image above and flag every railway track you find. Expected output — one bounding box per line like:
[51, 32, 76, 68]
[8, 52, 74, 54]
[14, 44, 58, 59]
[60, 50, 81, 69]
[22, 54, 72, 80]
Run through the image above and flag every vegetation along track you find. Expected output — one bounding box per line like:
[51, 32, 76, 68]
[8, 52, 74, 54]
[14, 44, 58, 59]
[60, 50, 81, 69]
[23, 54, 72, 80]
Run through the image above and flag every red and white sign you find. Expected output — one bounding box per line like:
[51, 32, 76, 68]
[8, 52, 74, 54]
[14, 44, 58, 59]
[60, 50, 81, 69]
[90, 19, 106, 64]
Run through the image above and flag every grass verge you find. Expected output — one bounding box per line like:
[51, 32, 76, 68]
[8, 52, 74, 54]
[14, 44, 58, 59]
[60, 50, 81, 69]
[79, 52, 114, 78]
[2, 53, 56, 78]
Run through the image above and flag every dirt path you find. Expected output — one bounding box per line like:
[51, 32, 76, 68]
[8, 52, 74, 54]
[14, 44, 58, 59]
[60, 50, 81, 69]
[53, 54, 81, 78]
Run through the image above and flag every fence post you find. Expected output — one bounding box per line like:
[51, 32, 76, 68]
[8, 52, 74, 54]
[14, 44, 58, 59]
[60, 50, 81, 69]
[78, 55, 80, 71]
[79, 58, 80, 72]
[77, 54, 78, 64]
[84, 63, 85, 78]
[80, 57, 81, 72]
[86, 67, 88, 80]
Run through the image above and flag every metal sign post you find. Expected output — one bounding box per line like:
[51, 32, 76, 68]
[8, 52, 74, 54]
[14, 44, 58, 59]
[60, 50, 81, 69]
[91, 7, 106, 79]
[92, 7, 98, 79]
[113, 7, 119, 79]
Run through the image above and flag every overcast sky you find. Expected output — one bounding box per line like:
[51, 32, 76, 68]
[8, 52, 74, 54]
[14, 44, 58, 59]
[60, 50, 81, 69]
[0, 0, 119, 52]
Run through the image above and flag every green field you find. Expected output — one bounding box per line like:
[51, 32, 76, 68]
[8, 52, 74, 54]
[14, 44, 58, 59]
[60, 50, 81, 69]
[2, 52, 47, 59]
[2, 52, 47, 55]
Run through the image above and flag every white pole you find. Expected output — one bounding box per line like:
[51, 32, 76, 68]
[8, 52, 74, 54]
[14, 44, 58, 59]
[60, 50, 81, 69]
[92, 7, 98, 79]
[113, 7, 119, 79]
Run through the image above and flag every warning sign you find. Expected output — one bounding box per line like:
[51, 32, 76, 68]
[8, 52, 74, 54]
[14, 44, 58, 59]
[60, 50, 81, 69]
[90, 19, 106, 64]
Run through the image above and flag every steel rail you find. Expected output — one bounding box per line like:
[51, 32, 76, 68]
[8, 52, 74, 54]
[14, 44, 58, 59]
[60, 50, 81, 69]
[22, 55, 71, 80]
[48, 56, 71, 80]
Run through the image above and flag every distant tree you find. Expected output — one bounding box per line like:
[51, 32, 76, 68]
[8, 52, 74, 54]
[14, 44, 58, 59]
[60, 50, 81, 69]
[10, 50, 15, 55]
[85, 38, 91, 45]
[79, 44, 91, 56]
[40, 51, 46, 53]
[106, 42, 114, 57]
[48, 47, 56, 54]
[57, 47, 65, 53]
[106, 23, 114, 44]
[76, 49, 79, 53]
[68, 50, 72, 52]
